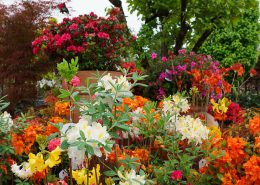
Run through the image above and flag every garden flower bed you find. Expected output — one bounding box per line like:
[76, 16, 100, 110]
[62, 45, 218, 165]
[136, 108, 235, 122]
[0, 55, 259, 185]
[0, 2, 259, 185]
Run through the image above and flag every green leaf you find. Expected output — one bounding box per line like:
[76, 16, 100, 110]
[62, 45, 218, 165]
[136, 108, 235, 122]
[103, 170, 117, 177]
[58, 89, 71, 99]
[85, 144, 94, 155]
[61, 140, 69, 150]
[80, 130, 86, 140]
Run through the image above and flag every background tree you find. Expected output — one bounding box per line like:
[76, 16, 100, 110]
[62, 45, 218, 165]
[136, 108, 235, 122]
[127, 0, 258, 58]
[199, 8, 260, 71]
[0, 0, 65, 113]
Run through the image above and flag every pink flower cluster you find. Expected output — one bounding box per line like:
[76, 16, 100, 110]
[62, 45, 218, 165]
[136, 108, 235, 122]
[48, 138, 61, 152]
[32, 8, 132, 70]
[171, 170, 182, 180]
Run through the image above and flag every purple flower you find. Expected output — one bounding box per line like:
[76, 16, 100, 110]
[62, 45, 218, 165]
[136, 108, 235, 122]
[190, 61, 196, 68]
[175, 64, 187, 73]
[151, 52, 157, 60]
[156, 87, 166, 100]
[159, 72, 167, 81]
[161, 56, 168, 62]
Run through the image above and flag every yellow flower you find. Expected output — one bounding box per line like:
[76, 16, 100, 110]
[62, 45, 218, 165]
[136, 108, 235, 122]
[89, 164, 101, 185]
[210, 99, 219, 113]
[72, 168, 86, 185]
[218, 97, 230, 113]
[105, 177, 114, 185]
[72, 164, 102, 185]
[45, 146, 61, 168]
[28, 153, 46, 172]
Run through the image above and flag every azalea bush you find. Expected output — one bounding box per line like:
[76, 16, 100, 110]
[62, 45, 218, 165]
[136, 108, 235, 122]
[145, 50, 257, 104]
[32, 7, 134, 70]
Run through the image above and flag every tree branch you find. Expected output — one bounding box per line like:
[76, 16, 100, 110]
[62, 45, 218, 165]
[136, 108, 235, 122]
[192, 29, 213, 52]
[174, 0, 189, 54]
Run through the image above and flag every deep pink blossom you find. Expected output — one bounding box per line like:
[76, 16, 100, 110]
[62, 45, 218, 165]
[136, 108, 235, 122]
[70, 76, 80, 86]
[97, 32, 110, 39]
[171, 170, 183, 181]
[48, 138, 61, 152]
[178, 49, 186, 55]
[132, 35, 137, 41]
[161, 56, 168, 62]
[151, 52, 157, 60]
[69, 23, 78, 31]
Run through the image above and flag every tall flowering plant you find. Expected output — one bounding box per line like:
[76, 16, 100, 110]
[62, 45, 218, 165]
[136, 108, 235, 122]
[32, 8, 133, 70]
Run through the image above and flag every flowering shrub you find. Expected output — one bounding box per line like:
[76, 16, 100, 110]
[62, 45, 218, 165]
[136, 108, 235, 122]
[32, 8, 133, 70]
[148, 50, 232, 101]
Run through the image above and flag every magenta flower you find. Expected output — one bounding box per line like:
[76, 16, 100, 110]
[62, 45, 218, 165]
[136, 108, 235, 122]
[159, 72, 167, 81]
[178, 49, 186, 55]
[48, 138, 61, 152]
[69, 23, 78, 31]
[161, 56, 168, 62]
[70, 76, 80, 86]
[171, 170, 183, 181]
[132, 35, 137, 41]
[151, 52, 157, 60]
[97, 32, 110, 39]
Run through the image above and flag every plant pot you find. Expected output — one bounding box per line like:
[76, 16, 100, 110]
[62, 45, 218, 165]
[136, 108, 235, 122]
[63, 70, 122, 122]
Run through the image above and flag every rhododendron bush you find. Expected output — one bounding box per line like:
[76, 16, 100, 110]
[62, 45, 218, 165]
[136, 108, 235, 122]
[32, 7, 133, 70]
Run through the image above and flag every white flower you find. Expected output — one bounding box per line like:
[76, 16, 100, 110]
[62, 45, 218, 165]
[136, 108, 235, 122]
[98, 73, 116, 91]
[37, 78, 56, 89]
[64, 119, 112, 158]
[174, 115, 209, 144]
[97, 74, 133, 99]
[162, 94, 190, 117]
[118, 169, 146, 185]
[0, 111, 13, 132]
[11, 162, 33, 179]
[68, 147, 85, 170]
[116, 75, 132, 97]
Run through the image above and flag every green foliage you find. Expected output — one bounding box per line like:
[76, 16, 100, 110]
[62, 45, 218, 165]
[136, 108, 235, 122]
[57, 57, 79, 82]
[128, 0, 257, 56]
[199, 8, 260, 70]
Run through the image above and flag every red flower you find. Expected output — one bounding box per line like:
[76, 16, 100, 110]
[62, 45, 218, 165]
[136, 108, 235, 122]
[69, 23, 78, 31]
[231, 63, 244, 76]
[249, 68, 257, 77]
[171, 170, 183, 180]
[97, 32, 110, 39]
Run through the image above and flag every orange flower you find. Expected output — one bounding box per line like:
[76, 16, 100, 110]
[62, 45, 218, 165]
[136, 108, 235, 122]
[231, 63, 244, 76]
[226, 137, 248, 165]
[243, 155, 260, 184]
[11, 120, 45, 155]
[55, 101, 70, 116]
[221, 172, 233, 185]
[248, 116, 260, 136]
[222, 81, 231, 94]
[45, 116, 65, 136]
[255, 137, 260, 154]
[191, 69, 201, 81]
[121, 96, 149, 111]
[49, 116, 65, 124]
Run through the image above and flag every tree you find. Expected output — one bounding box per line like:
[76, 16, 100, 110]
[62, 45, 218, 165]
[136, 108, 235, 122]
[199, 8, 259, 71]
[127, 0, 258, 56]
[0, 0, 64, 112]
